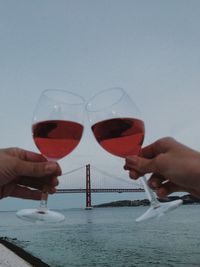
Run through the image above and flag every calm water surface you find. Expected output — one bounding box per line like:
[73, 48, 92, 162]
[1, 205, 200, 267]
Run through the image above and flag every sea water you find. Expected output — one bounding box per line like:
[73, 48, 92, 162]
[1, 205, 200, 267]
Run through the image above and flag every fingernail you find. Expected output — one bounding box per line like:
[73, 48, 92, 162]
[129, 170, 138, 180]
[45, 162, 57, 173]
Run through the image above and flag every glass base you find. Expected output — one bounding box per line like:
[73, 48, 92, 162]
[136, 199, 183, 222]
[16, 208, 65, 224]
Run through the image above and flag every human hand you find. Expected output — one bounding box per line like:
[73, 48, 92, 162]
[124, 137, 200, 198]
[0, 147, 61, 200]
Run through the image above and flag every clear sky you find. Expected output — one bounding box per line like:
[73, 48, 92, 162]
[0, 0, 200, 211]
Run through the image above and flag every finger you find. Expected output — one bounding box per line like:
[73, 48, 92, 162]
[141, 137, 176, 159]
[6, 148, 47, 162]
[154, 181, 181, 198]
[15, 161, 62, 177]
[21, 150, 47, 162]
[186, 188, 200, 199]
[124, 161, 144, 180]
[148, 174, 166, 190]
[125, 156, 156, 174]
[129, 169, 140, 180]
[18, 176, 59, 190]
[10, 185, 42, 200]
[0, 184, 42, 200]
[151, 178, 200, 199]
[48, 187, 57, 194]
[51, 177, 59, 187]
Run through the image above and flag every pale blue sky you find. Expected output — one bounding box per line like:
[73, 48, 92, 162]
[0, 0, 200, 211]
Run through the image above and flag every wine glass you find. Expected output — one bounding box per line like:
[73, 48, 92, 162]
[86, 87, 182, 222]
[16, 89, 85, 223]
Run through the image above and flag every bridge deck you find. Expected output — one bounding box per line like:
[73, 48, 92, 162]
[56, 188, 144, 193]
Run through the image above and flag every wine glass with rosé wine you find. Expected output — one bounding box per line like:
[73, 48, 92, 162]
[16, 89, 85, 223]
[86, 87, 182, 222]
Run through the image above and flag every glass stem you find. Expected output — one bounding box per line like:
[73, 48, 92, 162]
[39, 188, 48, 210]
[140, 176, 160, 207]
[39, 158, 55, 210]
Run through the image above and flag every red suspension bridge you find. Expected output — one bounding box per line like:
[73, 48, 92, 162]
[56, 164, 144, 209]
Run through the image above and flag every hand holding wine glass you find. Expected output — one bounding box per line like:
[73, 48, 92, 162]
[125, 137, 200, 199]
[16, 89, 84, 223]
[86, 87, 182, 222]
[0, 147, 60, 199]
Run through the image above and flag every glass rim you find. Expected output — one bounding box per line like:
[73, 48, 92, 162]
[86, 87, 127, 112]
[42, 88, 85, 105]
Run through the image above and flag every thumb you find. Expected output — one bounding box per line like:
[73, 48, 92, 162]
[15, 160, 61, 177]
[125, 156, 155, 174]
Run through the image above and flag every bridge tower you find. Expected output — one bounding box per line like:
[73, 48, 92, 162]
[86, 164, 92, 209]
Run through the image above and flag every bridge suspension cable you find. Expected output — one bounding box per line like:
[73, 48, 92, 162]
[90, 164, 135, 186]
[62, 165, 86, 175]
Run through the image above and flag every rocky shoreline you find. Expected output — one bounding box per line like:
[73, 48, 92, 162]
[93, 194, 200, 208]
